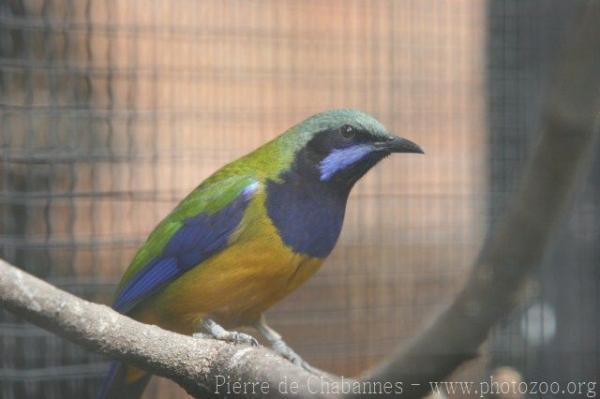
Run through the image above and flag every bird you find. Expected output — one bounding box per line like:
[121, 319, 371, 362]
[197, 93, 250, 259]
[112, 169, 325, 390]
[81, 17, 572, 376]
[97, 108, 423, 399]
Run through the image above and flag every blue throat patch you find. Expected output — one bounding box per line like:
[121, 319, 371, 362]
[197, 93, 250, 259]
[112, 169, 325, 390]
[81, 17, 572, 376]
[266, 171, 348, 259]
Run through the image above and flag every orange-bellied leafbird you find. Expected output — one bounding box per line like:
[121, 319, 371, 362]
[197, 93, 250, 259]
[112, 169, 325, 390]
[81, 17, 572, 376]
[97, 109, 423, 398]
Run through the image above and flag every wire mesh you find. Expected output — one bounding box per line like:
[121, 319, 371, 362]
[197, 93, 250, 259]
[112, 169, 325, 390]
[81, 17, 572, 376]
[486, 0, 600, 390]
[0, 1, 597, 398]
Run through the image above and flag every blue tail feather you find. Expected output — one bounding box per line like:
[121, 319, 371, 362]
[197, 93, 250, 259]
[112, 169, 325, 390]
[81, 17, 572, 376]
[97, 361, 150, 399]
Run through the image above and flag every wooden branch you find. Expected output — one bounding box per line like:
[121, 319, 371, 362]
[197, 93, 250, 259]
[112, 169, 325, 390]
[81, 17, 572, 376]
[1, 3, 598, 399]
[0, 259, 324, 398]
[359, 2, 600, 398]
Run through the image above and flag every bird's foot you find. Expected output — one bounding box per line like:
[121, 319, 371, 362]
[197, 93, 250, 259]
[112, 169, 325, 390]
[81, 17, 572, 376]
[254, 315, 323, 375]
[196, 319, 258, 347]
[217, 331, 258, 346]
[272, 339, 320, 374]
[194, 330, 258, 346]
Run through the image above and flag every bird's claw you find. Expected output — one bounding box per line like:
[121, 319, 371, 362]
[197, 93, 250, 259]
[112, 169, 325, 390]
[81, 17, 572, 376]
[199, 319, 259, 347]
[272, 339, 319, 374]
[195, 330, 258, 347]
[225, 331, 259, 347]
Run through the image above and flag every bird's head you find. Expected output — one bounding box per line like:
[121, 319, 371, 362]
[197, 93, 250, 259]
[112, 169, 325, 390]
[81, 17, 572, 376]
[279, 109, 423, 191]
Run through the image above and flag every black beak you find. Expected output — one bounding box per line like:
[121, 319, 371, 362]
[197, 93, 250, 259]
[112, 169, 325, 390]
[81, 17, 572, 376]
[374, 136, 424, 154]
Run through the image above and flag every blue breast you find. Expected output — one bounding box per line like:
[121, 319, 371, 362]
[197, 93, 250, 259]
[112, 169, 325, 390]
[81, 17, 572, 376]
[266, 171, 348, 258]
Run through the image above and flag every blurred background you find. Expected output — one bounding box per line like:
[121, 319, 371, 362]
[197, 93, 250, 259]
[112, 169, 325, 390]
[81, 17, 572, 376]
[0, 1, 598, 398]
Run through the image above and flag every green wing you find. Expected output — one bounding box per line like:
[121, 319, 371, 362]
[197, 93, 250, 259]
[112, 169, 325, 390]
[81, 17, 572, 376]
[113, 172, 258, 313]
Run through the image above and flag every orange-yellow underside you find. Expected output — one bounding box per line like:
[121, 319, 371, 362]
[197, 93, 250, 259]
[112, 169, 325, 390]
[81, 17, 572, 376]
[125, 192, 323, 383]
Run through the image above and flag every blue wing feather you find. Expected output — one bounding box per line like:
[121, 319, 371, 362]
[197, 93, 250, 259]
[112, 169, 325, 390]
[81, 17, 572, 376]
[112, 257, 179, 312]
[112, 181, 257, 314]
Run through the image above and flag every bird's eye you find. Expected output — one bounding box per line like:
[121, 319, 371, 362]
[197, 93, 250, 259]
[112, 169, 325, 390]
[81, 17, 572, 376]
[341, 125, 355, 139]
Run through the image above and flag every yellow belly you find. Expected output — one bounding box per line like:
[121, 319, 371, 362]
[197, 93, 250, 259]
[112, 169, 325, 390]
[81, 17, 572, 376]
[125, 237, 321, 383]
[133, 198, 323, 334]
[152, 242, 320, 332]
[122, 188, 326, 385]
[137, 240, 321, 334]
